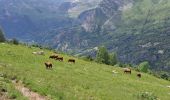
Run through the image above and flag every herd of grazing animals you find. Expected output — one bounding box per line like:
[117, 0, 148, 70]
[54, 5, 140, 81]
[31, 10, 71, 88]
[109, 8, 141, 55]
[32, 51, 141, 78]
[123, 68, 142, 78]
[44, 53, 76, 69]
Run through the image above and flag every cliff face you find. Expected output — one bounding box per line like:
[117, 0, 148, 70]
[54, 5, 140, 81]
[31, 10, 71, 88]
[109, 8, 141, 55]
[43, 0, 135, 54]
[78, 0, 133, 33]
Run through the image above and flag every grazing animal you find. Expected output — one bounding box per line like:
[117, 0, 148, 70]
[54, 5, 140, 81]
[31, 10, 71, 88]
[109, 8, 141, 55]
[56, 57, 63, 61]
[112, 70, 118, 74]
[32, 52, 38, 55]
[49, 54, 58, 59]
[167, 86, 170, 88]
[112, 70, 118, 76]
[32, 51, 44, 55]
[68, 59, 75, 63]
[123, 68, 131, 74]
[38, 51, 44, 55]
[137, 73, 141, 78]
[44, 62, 52, 69]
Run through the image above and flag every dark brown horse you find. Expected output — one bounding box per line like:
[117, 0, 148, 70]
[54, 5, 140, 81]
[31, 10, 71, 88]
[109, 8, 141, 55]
[137, 73, 142, 78]
[44, 62, 52, 69]
[49, 54, 58, 59]
[68, 59, 75, 63]
[56, 57, 63, 62]
[124, 68, 131, 74]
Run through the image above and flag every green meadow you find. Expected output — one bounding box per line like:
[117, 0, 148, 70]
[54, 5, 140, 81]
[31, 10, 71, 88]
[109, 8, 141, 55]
[0, 43, 170, 100]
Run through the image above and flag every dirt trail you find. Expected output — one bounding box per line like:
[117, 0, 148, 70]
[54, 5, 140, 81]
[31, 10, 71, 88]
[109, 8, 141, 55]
[12, 80, 48, 100]
[0, 94, 9, 100]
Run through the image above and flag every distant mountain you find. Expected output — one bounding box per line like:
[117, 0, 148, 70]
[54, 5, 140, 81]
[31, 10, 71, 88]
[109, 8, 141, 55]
[38, 0, 170, 72]
[0, 0, 100, 40]
[1, 0, 170, 72]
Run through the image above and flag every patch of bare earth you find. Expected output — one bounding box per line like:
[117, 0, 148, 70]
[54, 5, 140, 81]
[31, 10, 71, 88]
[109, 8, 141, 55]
[12, 80, 48, 100]
[0, 93, 9, 100]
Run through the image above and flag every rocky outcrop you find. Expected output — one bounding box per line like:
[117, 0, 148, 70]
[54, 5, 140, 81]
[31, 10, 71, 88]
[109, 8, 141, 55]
[78, 8, 107, 33]
[78, 0, 133, 33]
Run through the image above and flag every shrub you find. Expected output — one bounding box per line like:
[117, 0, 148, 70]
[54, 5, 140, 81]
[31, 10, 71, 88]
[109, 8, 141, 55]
[109, 53, 118, 66]
[96, 46, 109, 65]
[160, 72, 169, 80]
[82, 55, 94, 61]
[0, 28, 5, 42]
[138, 61, 150, 73]
[9, 38, 19, 45]
[9, 93, 17, 99]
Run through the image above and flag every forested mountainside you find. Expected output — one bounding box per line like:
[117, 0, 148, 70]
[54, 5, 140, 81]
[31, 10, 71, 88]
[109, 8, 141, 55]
[1, 0, 170, 72]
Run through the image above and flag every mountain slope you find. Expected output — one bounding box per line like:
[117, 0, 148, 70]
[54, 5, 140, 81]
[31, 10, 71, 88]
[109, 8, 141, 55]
[105, 0, 170, 71]
[0, 0, 100, 40]
[44, 0, 170, 72]
[1, 0, 170, 72]
[0, 43, 170, 100]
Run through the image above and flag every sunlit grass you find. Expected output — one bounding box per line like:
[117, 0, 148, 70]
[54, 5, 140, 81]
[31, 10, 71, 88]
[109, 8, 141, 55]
[0, 43, 170, 100]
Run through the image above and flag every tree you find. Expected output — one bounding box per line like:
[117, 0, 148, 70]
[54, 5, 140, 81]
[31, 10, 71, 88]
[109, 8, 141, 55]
[11, 38, 19, 45]
[96, 46, 109, 65]
[0, 28, 5, 42]
[160, 72, 169, 80]
[86, 55, 93, 61]
[138, 61, 150, 73]
[109, 52, 118, 66]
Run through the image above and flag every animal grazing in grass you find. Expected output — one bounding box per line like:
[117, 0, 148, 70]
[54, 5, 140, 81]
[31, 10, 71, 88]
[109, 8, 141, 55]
[32, 51, 44, 55]
[56, 57, 63, 62]
[112, 70, 118, 74]
[49, 54, 58, 59]
[112, 70, 118, 76]
[68, 59, 75, 63]
[167, 86, 170, 88]
[123, 68, 131, 74]
[44, 62, 52, 69]
[137, 73, 141, 78]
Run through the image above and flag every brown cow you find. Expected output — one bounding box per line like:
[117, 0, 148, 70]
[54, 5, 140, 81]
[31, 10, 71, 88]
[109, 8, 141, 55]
[123, 68, 131, 74]
[68, 59, 75, 63]
[44, 62, 52, 69]
[49, 54, 58, 59]
[56, 57, 63, 62]
[137, 73, 142, 78]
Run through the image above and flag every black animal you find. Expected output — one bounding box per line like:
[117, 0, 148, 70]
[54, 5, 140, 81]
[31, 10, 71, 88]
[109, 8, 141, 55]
[56, 57, 63, 62]
[137, 73, 142, 78]
[49, 54, 58, 59]
[68, 59, 75, 63]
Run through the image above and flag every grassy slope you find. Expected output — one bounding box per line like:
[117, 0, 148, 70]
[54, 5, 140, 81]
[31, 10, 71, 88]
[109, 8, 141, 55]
[0, 43, 170, 100]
